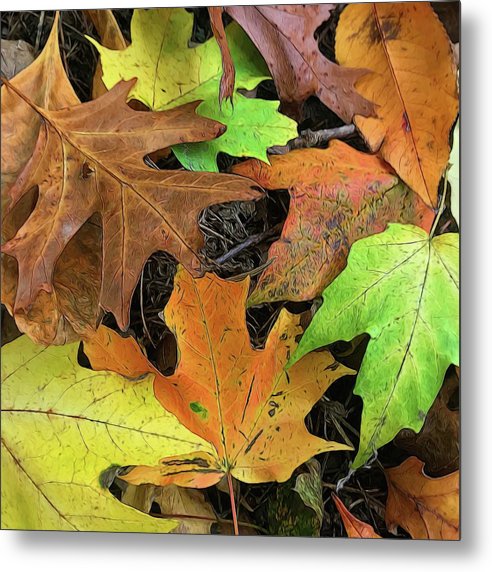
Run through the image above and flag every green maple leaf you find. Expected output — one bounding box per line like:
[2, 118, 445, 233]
[1, 334, 212, 531]
[288, 224, 459, 469]
[88, 8, 297, 172]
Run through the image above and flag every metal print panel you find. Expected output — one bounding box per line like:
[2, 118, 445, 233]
[0, 2, 460, 538]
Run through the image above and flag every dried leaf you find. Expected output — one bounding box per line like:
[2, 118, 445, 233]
[1, 15, 102, 345]
[1, 13, 78, 199]
[332, 494, 382, 538]
[289, 225, 459, 469]
[224, 4, 374, 122]
[385, 457, 459, 540]
[85, 268, 354, 488]
[395, 366, 459, 476]
[336, 2, 459, 207]
[1, 78, 260, 330]
[293, 459, 324, 527]
[233, 141, 433, 306]
[120, 482, 216, 535]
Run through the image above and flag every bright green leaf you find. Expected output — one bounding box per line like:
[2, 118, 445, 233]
[1, 336, 212, 531]
[88, 8, 297, 171]
[448, 120, 459, 226]
[288, 224, 459, 469]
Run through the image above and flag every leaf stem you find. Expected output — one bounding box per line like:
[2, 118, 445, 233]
[227, 471, 239, 536]
[430, 168, 449, 238]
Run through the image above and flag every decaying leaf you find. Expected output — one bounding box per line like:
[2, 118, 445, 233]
[336, 2, 459, 207]
[293, 459, 324, 528]
[89, 8, 297, 172]
[85, 9, 127, 99]
[222, 4, 374, 122]
[119, 482, 216, 535]
[1, 334, 213, 531]
[332, 494, 382, 538]
[1, 78, 260, 331]
[395, 366, 459, 476]
[267, 463, 323, 537]
[385, 457, 459, 540]
[1, 13, 78, 199]
[85, 268, 354, 488]
[233, 141, 433, 306]
[289, 224, 459, 469]
[1, 15, 102, 345]
[0, 39, 34, 80]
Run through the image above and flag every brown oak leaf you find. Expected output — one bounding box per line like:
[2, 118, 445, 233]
[1, 78, 260, 331]
[1, 14, 103, 345]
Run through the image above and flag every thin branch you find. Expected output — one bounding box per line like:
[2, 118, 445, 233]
[268, 124, 356, 155]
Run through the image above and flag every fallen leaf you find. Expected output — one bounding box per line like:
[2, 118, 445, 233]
[1, 15, 102, 345]
[1, 334, 212, 531]
[119, 482, 216, 535]
[395, 366, 459, 476]
[89, 8, 297, 172]
[267, 463, 323, 537]
[385, 456, 459, 539]
[289, 224, 459, 469]
[1, 78, 260, 330]
[1, 13, 78, 199]
[85, 268, 354, 488]
[0, 39, 34, 80]
[332, 494, 382, 538]
[293, 459, 324, 528]
[336, 2, 459, 207]
[233, 141, 434, 306]
[85, 9, 127, 99]
[223, 4, 374, 122]
[448, 120, 459, 225]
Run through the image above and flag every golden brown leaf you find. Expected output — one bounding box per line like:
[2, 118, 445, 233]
[1, 79, 260, 331]
[332, 494, 382, 539]
[336, 2, 458, 207]
[1, 13, 78, 200]
[385, 457, 459, 540]
[85, 269, 354, 488]
[233, 141, 433, 306]
[1, 15, 102, 345]
[221, 4, 374, 122]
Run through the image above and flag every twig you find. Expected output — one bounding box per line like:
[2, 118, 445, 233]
[139, 266, 155, 348]
[213, 224, 281, 265]
[34, 11, 45, 53]
[430, 168, 449, 238]
[268, 124, 356, 155]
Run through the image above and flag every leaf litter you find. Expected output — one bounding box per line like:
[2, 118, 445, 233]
[1, 5, 460, 537]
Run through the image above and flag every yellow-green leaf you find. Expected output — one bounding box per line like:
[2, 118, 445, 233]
[1, 335, 212, 531]
[88, 8, 297, 171]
